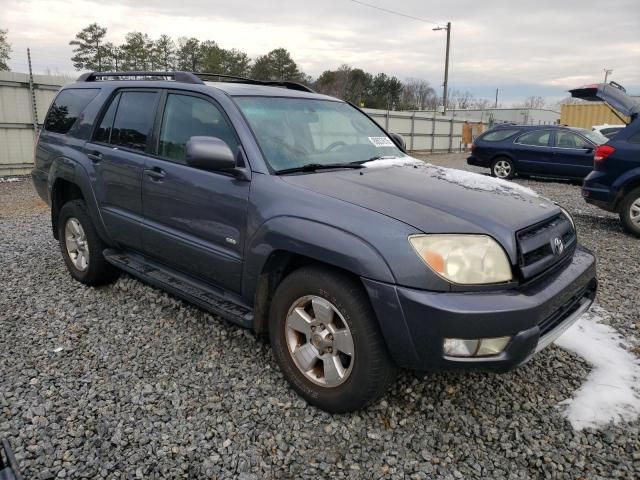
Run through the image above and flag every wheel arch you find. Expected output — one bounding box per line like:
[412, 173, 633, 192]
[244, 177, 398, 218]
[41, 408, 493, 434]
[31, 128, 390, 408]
[245, 217, 396, 336]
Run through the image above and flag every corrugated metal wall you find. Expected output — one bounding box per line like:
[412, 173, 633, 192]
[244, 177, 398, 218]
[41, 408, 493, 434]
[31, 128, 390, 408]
[0, 72, 65, 176]
[560, 103, 629, 129]
[363, 108, 469, 152]
[0, 72, 471, 177]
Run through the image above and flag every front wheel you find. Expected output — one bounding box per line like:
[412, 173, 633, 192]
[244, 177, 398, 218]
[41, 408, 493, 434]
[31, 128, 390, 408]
[269, 266, 396, 412]
[491, 157, 515, 179]
[619, 187, 640, 237]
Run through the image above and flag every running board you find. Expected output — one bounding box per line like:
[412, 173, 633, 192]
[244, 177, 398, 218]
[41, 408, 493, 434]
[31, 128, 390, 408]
[103, 249, 253, 329]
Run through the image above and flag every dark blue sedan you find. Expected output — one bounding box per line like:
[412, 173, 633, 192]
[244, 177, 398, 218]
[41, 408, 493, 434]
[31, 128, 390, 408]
[467, 125, 608, 180]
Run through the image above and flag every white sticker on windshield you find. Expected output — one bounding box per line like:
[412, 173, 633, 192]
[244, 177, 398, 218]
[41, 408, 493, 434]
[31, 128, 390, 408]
[368, 136, 395, 147]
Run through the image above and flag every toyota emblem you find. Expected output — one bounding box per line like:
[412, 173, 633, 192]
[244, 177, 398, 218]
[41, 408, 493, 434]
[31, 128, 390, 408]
[551, 237, 564, 255]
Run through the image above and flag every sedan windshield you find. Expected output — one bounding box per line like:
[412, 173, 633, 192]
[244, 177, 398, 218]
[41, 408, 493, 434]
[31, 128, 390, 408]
[234, 97, 405, 172]
[576, 128, 609, 145]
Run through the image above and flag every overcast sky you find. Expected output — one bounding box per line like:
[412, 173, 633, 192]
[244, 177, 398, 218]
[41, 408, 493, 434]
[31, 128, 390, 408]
[2, 0, 639, 105]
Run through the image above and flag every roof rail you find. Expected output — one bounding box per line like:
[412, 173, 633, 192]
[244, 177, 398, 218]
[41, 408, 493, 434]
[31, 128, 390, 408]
[193, 72, 315, 93]
[75, 70, 315, 93]
[76, 71, 204, 84]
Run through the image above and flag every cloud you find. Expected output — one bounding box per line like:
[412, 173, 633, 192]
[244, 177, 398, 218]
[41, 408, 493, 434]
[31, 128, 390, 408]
[1, 0, 638, 102]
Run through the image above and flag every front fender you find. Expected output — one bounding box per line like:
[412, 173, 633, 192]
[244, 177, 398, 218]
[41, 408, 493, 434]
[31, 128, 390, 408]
[242, 216, 396, 301]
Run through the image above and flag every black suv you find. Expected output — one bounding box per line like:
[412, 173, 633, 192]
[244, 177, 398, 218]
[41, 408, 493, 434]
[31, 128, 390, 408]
[32, 71, 597, 412]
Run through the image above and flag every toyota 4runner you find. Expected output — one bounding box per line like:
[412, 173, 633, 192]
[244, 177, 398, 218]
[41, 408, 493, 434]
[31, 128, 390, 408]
[32, 71, 597, 412]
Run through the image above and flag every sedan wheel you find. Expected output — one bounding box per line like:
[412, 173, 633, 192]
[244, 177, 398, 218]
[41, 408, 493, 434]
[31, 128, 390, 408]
[492, 159, 513, 179]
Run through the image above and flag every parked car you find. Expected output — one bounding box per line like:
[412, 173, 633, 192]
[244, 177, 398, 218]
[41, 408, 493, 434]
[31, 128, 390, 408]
[32, 71, 597, 412]
[467, 124, 608, 180]
[592, 123, 625, 139]
[571, 82, 640, 237]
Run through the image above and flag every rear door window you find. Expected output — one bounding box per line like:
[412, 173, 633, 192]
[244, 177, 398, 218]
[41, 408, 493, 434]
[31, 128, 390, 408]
[554, 131, 591, 149]
[44, 88, 99, 134]
[516, 130, 551, 147]
[93, 92, 121, 144]
[480, 129, 520, 142]
[109, 91, 159, 152]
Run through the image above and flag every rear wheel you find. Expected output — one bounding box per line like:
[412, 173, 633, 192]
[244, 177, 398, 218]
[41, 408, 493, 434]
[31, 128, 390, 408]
[268, 266, 396, 412]
[491, 157, 515, 179]
[58, 200, 120, 285]
[619, 187, 640, 237]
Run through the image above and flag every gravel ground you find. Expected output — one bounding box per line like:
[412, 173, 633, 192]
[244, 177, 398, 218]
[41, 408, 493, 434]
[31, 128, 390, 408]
[1, 158, 639, 479]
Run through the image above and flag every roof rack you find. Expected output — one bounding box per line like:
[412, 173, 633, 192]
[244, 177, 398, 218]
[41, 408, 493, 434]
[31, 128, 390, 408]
[193, 72, 314, 93]
[77, 71, 203, 84]
[76, 70, 315, 93]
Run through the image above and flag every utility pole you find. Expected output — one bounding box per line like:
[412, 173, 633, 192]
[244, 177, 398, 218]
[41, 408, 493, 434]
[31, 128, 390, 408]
[603, 68, 613, 83]
[433, 22, 451, 115]
[494, 88, 499, 108]
[27, 48, 39, 141]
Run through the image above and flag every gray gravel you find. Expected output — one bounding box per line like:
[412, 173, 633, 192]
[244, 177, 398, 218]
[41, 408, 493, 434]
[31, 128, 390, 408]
[1, 160, 639, 479]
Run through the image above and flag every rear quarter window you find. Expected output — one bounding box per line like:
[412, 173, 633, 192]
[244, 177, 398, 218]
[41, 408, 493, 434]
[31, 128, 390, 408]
[44, 88, 100, 134]
[479, 129, 520, 142]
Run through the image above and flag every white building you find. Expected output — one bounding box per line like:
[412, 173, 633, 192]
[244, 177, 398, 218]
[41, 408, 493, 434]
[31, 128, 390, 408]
[447, 108, 561, 126]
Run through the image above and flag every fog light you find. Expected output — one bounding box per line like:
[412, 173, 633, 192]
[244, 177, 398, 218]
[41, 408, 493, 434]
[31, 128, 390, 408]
[443, 338, 480, 356]
[443, 336, 511, 357]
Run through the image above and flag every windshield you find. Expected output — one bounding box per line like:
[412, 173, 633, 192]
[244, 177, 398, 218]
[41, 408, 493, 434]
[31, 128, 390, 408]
[235, 97, 405, 171]
[575, 128, 609, 145]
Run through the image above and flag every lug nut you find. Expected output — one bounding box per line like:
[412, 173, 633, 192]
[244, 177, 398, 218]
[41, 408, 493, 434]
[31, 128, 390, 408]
[327, 334, 333, 341]
[327, 347, 333, 353]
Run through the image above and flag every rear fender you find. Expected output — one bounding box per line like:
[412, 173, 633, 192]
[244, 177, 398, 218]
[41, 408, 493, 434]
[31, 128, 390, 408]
[49, 156, 114, 244]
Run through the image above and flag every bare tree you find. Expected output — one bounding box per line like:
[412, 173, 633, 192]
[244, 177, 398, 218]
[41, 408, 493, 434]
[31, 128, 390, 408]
[402, 78, 435, 110]
[521, 95, 546, 109]
[0, 29, 11, 71]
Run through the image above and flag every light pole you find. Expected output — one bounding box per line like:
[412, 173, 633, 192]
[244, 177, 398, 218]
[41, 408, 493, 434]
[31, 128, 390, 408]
[603, 68, 613, 83]
[433, 22, 451, 115]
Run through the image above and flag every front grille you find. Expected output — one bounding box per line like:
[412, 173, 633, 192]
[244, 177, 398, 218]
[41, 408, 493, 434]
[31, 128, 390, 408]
[516, 213, 576, 280]
[538, 281, 596, 337]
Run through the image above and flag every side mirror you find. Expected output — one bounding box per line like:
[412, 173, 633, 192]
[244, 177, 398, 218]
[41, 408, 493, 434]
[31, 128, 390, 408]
[389, 132, 407, 152]
[186, 136, 236, 172]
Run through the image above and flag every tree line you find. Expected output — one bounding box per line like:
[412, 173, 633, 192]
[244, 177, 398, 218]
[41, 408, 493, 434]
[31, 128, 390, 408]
[69, 23, 495, 110]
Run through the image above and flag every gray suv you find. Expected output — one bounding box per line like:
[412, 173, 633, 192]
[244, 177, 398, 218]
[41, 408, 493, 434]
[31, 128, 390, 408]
[32, 71, 597, 412]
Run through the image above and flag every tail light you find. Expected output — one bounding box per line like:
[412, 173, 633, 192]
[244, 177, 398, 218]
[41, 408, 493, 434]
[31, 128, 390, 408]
[594, 144, 615, 164]
[470, 143, 477, 152]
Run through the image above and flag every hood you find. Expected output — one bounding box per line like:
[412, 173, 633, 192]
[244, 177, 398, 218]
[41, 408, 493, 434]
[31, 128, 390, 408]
[281, 159, 560, 261]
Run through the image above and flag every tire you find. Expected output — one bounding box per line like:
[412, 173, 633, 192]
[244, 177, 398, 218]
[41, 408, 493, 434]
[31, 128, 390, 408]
[268, 266, 396, 412]
[491, 157, 515, 179]
[619, 187, 640, 238]
[57, 200, 120, 286]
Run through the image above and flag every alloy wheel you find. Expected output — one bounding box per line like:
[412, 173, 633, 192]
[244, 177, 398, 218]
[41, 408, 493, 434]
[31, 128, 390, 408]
[631, 197, 640, 225]
[64, 217, 89, 271]
[494, 160, 512, 178]
[285, 295, 355, 387]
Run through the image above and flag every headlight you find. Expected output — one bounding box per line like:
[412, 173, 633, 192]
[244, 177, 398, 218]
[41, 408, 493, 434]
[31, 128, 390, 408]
[559, 206, 575, 230]
[409, 234, 512, 285]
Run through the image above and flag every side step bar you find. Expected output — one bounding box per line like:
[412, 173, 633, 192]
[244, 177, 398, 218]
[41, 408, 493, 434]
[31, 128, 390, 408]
[103, 249, 253, 329]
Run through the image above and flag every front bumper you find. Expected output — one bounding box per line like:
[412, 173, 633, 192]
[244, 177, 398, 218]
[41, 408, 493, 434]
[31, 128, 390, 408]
[363, 246, 597, 371]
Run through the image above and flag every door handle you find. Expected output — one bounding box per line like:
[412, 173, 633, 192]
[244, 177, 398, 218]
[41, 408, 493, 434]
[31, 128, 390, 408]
[87, 151, 102, 163]
[145, 167, 166, 181]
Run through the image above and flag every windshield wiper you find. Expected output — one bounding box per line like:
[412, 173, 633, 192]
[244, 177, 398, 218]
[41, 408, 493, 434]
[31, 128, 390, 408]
[275, 163, 365, 175]
[351, 155, 399, 165]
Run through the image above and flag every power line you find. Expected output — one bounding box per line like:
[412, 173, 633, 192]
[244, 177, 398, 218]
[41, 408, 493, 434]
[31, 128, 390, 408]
[348, 0, 444, 26]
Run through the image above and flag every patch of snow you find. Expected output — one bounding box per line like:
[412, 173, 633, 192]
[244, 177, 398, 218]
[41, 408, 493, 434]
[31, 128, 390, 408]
[555, 304, 640, 430]
[363, 157, 422, 168]
[427, 164, 540, 198]
[363, 157, 540, 198]
[0, 177, 22, 183]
